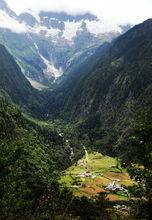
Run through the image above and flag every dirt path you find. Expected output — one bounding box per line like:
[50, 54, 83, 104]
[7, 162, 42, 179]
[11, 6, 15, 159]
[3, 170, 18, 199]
[83, 146, 88, 160]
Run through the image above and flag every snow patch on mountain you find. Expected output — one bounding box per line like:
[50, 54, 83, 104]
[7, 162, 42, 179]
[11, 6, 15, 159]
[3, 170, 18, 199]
[62, 20, 82, 41]
[26, 76, 48, 90]
[0, 5, 123, 41]
[44, 27, 60, 38]
[28, 34, 63, 79]
[0, 5, 123, 42]
[0, 1, 127, 84]
[42, 56, 63, 79]
[33, 25, 60, 37]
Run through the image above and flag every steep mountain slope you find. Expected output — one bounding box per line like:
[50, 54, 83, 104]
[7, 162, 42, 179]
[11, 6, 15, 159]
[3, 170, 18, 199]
[0, 44, 48, 115]
[0, 44, 33, 103]
[0, 0, 126, 86]
[0, 31, 47, 82]
[46, 19, 152, 152]
[18, 12, 38, 27]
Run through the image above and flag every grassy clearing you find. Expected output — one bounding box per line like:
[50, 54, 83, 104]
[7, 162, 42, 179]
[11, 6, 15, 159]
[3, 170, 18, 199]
[60, 150, 134, 201]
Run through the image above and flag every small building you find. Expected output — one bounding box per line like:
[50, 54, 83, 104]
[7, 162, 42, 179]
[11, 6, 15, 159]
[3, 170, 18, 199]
[114, 204, 129, 211]
[105, 181, 123, 191]
[79, 172, 96, 178]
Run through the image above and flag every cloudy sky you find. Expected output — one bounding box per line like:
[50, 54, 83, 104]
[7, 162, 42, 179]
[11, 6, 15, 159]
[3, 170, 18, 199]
[6, 0, 152, 25]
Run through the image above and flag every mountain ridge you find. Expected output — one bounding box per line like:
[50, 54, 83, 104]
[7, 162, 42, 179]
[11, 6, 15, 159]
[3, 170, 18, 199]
[0, 43, 49, 116]
[0, 0, 126, 85]
[45, 18, 152, 154]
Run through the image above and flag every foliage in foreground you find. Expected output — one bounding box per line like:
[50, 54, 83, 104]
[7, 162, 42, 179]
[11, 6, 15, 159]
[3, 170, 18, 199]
[0, 97, 152, 220]
[125, 113, 152, 219]
[0, 99, 111, 220]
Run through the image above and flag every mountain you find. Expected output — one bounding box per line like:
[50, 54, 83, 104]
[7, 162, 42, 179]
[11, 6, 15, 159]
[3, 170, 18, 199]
[39, 11, 98, 29]
[0, 5, 152, 218]
[0, 0, 16, 18]
[18, 12, 38, 27]
[46, 19, 152, 154]
[0, 43, 48, 116]
[0, 0, 125, 87]
[0, 44, 32, 103]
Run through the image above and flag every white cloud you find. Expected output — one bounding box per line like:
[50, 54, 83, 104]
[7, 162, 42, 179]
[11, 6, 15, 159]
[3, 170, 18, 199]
[85, 20, 122, 35]
[0, 10, 27, 33]
[5, 0, 152, 25]
[32, 25, 60, 37]
[1, 0, 151, 37]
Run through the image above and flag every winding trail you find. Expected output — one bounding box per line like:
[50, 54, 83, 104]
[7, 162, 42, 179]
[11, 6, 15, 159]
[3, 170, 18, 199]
[83, 146, 88, 161]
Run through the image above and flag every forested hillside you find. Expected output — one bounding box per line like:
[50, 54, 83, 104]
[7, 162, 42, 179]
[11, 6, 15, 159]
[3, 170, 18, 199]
[0, 98, 84, 219]
[0, 44, 50, 116]
[46, 19, 152, 155]
[0, 16, 152, 220]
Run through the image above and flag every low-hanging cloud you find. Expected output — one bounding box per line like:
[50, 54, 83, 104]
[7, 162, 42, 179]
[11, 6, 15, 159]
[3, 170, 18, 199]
[5, 0, 152, 25]
[1, 0, 151, 36]
[0, 10, 28, 33]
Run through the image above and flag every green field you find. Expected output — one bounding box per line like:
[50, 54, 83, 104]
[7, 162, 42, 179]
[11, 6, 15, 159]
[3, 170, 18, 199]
[60, 150, 134, 201]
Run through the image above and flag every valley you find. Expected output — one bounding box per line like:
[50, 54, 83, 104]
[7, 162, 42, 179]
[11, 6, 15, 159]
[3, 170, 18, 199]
[0, 0, 123, 85]
[0, 1, 152, 219]
[60, 149, 134, 201]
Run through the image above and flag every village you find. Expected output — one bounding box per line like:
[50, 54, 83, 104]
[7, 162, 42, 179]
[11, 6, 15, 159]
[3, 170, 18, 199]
[61, 147, 131, 202]
[77, 151, 129, 198]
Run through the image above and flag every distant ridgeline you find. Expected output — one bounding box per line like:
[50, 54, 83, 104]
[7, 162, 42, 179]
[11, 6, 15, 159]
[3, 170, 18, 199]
[0, 16, 152, 220]
[0, 0, 123, 86]
[0, 19, 152, 156]
[0, 19, 152, 154]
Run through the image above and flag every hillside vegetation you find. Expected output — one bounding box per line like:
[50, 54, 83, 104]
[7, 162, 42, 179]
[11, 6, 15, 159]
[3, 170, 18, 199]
[46, 19, 152, 157]
[0, 18, 152, 220]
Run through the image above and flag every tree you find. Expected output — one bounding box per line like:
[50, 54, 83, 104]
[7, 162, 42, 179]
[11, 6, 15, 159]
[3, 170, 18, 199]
[126, 112, 152, 219]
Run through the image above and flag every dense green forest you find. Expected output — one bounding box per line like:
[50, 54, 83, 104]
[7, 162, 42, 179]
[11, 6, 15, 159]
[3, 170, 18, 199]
[0, 98, 82, 219]
[0, 19, 152, 220]
[45, 19, 152, 157]
[0, 97, 151, 219]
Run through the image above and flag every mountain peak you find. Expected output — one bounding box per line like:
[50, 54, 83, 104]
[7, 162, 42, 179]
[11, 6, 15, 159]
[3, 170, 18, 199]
[142, 18, 152, 27]
[143, 18, 152, 23]
[39, 11, 98, 22]
[18, 12, 38, 27]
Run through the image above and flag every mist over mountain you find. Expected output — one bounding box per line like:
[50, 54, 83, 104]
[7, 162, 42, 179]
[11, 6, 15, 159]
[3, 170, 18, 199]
[0, 0, 129, 87]
[0, 0, 16, 18]
[0, 0, 152, 219]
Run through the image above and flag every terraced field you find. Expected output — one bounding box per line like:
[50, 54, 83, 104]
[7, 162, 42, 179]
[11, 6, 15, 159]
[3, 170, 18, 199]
[60, 150, 134, 201]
